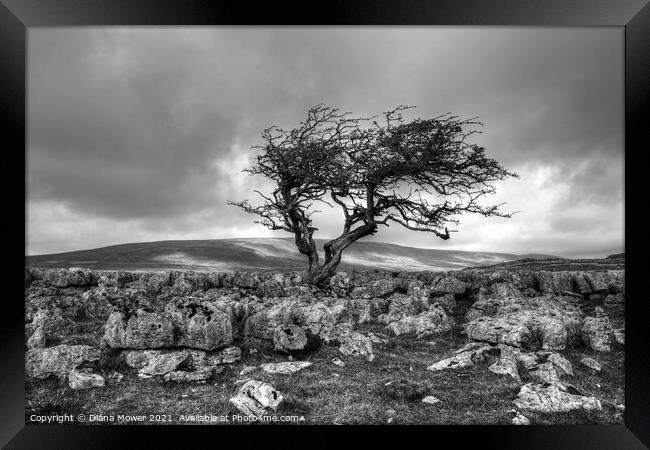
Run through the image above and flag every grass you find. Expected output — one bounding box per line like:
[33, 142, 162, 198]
[24, 320, 624, 425]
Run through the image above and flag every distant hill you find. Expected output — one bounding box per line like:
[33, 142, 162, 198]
[25, 238, 560, 273]
[466, 255, 625, 272]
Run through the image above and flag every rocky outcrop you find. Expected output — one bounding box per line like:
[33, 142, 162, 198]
[26, 344, 101, 379]
[273, 324, 308, 353]
[124, 346, 241, 378]
[464, 294, 583, 350]
[104, 310, 175, 349]
[243, 298, 335, 341]
[103, 298, 233, 351]
[386, 305, 454, 338]
[165, 298, 233, 350]
[581, 307, 614, 352]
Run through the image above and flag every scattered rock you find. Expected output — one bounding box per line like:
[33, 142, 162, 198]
[580, 357, 602, 372]
[260, 361, 312, 375]
[330, 324, 374, 360]
[331, 357, 345, 367]
[427, 343, 493, 372]
[25, 345, 101, 379]
[132, 350, 191, 378]
[125, 346, 240, 378]
[422, 395, 441, 406]
[230, 380, 283, 417]
[108, 371, 124, 383]
[547, 353, 574, 376]
[68, 368, 105, 389]
[514, 382, 602, 412]
[164, 368, 214, 383]
[511, 412, 531, 425]
[488, 345, 521, 380]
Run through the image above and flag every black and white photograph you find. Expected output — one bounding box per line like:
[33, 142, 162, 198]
[24, 26, 625, 426]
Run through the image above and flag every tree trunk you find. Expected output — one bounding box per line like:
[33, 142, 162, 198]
[307, 223, 377, 286]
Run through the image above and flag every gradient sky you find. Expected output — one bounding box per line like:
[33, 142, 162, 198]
[27, 27, 624, 258]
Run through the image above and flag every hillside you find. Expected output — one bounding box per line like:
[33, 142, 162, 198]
[25, 238, 557, 272]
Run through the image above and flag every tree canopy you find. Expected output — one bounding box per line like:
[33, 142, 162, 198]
[229, 104, 518, 285]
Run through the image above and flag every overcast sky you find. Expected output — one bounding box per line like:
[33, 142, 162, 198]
[27, 27, 624, 258]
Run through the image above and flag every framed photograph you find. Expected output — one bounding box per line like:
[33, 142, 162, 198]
[2, 0, 647, 448]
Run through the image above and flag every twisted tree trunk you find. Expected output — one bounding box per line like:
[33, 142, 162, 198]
[306, 222, 378, 286]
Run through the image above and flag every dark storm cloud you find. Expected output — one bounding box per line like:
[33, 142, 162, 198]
[27, 28, 623, 256]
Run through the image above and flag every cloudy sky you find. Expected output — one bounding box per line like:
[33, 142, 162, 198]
[27, 27, 624, 258]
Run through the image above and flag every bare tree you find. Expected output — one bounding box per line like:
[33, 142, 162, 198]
[229, 105, 518, 285]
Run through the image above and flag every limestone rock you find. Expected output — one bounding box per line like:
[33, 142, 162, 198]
[256, 280, 286, 298]
[350, 279, 401, 299]
[330, 324, 374, 360]
[230, 380, 283, 417]
[614, 328, 625, 345]
[511, 412, 531, 425]
[465, 295, 583, 350]
[163, 368, 214, 383]
[165, 298, 233, 350]
[488, 345, 521, 381]
[27, 323, 46, 349]
[431, 293, 456, 313]
[580, 357, 602, 372]
[131, 350, 191, 377]
[125, 346, 240, 377]
[581, 309, 613, 352]
[426, 343, 493, 372]
[386, 293, 429, 321]
[536, 272, 576, 294]
[422, 395, 441, 406]
[26, 344, 101, 379]
[529, 362, 560, 383]
[108, 371, 124, 383]
[37, 268, 97, 288]
[547, 353, 573, 376]
[243, 299, 335, 341]
[239, 366, 258, 376]
[68, 368, 105, 389]
[331, 357, 345, 367]
[104, 310, 175, 349]
[260, 361, 312, 375]
[386, 305, 454, 338]
[430, 276, 468, 297]
[273, 324, 308, 353]
[514, 382, 602, 412]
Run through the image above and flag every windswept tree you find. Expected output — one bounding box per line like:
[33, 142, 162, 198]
[229, 105, 518, 285]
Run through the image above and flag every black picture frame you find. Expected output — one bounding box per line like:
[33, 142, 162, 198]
[2, 0, 647, 448]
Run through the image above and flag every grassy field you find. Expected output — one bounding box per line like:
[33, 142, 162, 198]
[25, 321, 624, 426]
